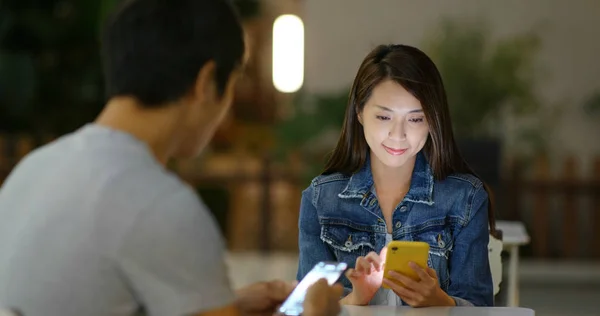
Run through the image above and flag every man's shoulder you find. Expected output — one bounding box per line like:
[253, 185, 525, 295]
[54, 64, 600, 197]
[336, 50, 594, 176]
[140, 171, 202, 212]
[101, 162, 201, 217]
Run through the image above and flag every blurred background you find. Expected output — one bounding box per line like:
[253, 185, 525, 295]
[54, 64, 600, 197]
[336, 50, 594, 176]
[1, 0, 599, 315]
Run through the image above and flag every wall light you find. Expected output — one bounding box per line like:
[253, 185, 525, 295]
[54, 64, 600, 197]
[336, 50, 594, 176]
[272, 14, 304, 93]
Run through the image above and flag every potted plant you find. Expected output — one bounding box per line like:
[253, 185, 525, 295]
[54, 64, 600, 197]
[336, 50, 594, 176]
[275, 90, 349, 185]
[422, 19, 549, 187]
[583, 91, 600, 116]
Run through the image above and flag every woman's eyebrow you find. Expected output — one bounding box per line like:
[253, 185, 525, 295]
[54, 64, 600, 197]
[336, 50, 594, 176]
[375, 105, 423, 113]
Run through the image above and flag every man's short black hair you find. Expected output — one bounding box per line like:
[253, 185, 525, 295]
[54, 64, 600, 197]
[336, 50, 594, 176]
[101, 0, 245, 107]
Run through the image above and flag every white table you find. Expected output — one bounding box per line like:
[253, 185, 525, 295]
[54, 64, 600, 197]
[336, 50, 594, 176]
[342, 306, 535, 316]
[496, 221, 530, 307]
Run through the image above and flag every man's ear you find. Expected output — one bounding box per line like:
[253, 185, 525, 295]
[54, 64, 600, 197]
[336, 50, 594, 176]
[191, 60, 217, 104]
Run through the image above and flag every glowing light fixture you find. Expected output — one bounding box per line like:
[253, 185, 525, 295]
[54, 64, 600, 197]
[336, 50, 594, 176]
[272, 14, 304, 93]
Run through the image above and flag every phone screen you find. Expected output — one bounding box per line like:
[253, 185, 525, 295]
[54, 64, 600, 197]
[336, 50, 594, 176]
[277, 262, 347, 316]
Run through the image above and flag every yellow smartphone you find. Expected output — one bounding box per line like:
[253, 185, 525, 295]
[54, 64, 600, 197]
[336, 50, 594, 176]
[382, 241, 430, 289]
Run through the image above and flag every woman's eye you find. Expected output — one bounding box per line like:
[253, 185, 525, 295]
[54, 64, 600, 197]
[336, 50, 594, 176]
[376, 115, 390, 121]
[409, 117, 424, 123]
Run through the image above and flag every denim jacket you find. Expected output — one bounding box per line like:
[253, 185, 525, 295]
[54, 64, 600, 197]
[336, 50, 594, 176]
[296, 152, 493, 306]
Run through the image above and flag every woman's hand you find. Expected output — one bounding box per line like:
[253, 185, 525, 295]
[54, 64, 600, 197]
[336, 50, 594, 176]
[382, 262, 456, 307]
[340, 247, 387, 305]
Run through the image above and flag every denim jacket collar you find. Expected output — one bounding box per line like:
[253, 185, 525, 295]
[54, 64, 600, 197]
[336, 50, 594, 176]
[338, 151, 434, 205]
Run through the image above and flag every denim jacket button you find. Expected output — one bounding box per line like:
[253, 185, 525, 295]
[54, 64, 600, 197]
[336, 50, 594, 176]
[399, 205, 407, 212]
[344, 241, 353, 247]
[437, 234, 446, 248]
[395, 221, 402, 228]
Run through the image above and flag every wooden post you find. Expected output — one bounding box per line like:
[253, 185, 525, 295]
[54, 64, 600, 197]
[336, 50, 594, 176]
[260, 155, 272, 253]
[532, 155, 550, 257]
[593, 157, 600, 258]
[561, 156, 578, 258]
[270, 178, 302, 251]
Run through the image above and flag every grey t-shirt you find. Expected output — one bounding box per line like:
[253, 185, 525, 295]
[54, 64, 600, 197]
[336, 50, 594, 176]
[0, 124, 234, 316]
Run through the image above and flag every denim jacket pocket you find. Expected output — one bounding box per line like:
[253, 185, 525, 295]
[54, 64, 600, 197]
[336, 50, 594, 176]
[319, 218, 379, 261]
[410, 227, 453, 291]
[319, 218, 382, 292]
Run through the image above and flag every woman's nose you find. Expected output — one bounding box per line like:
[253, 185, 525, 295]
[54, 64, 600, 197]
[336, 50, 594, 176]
[388, 120, 406, 141]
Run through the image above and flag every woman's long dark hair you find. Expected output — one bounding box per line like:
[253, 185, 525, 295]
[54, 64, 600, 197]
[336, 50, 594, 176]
[323, 44, 497, 237]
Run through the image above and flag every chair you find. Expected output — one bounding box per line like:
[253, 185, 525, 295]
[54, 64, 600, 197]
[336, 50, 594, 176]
[488, 229, 504, 296]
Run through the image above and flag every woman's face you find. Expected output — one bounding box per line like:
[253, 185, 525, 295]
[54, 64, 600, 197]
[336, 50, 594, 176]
[359, 79, 430, 170]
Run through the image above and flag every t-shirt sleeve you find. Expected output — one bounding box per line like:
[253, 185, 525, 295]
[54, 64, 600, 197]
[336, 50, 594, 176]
[116, 187, 235, 316]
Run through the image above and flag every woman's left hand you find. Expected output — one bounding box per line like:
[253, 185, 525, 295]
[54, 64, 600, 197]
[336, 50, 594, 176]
[382, 262, 456, 307]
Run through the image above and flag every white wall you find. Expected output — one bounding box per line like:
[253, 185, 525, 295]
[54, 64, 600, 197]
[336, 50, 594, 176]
[302, 0, 600, 165]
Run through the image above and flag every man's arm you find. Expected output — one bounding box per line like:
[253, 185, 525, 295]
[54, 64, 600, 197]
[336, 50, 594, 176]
[195, 280, 343, 316]
[196, 305, 241, 316]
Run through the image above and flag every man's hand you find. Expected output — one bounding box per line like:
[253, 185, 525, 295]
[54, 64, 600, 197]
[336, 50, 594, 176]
[303, 279, 344, 316]
[235, 280, 296, 316]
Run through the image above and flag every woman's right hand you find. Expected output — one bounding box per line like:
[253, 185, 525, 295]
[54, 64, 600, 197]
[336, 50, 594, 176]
[341, 247, 387, 305]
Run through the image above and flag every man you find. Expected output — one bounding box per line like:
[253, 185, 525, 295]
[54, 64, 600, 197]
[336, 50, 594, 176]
[0, 0, 342, 315]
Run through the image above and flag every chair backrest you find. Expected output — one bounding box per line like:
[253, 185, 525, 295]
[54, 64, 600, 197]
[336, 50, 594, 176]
[488, 230, 503, 296]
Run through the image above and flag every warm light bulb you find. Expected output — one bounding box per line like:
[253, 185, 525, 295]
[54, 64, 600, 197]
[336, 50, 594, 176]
[272, 14, 304, 93]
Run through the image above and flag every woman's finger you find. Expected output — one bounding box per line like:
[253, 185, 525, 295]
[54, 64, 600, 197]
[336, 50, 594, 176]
[354, 257, 365, 273]
[345, 268, 362, 280]
[408, 262, 431, 281]
[387, 271, 422, 292]
[365, 252, 383, 271]
[426, 267, 438, 279]
[356, 257, 372, 275]
[382, 278, 419, 301]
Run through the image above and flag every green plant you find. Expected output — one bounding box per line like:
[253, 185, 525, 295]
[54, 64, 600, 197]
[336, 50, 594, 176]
[423, 19, 544, 140]
[275, 90, 348, 183]
[583, 91, 600, 116]
[0, 0, 119, 134]
[0, 0, 260, 135]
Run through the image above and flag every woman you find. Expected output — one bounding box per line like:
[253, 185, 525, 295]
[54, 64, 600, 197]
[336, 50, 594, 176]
[296, 44, 496, 307]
